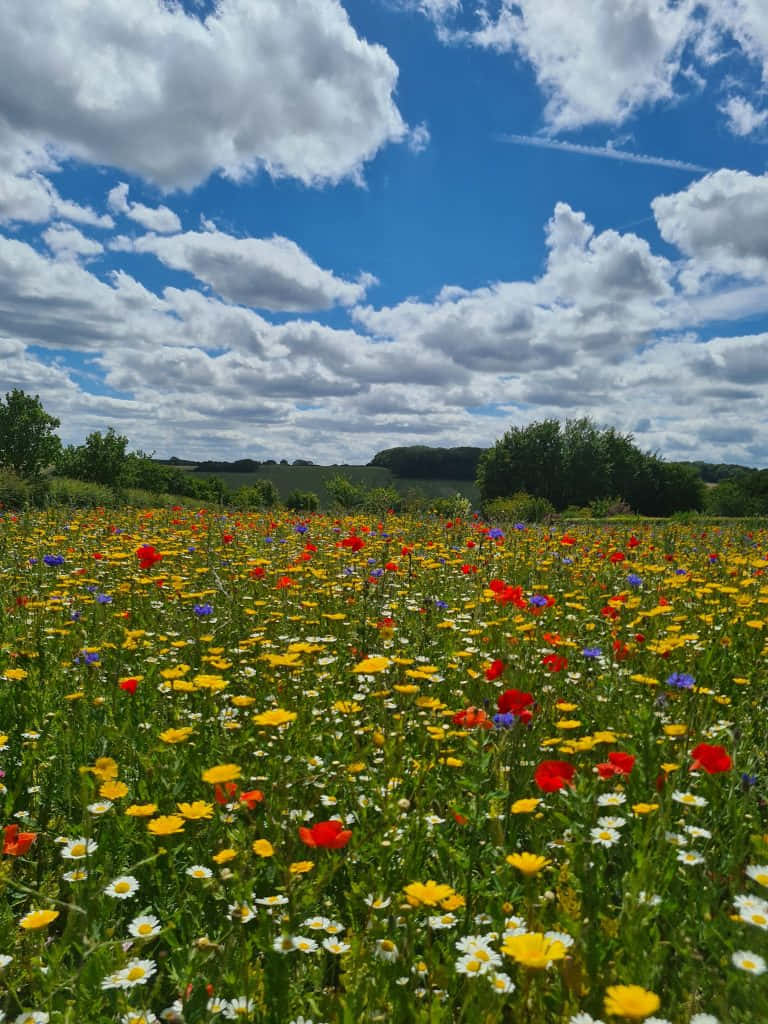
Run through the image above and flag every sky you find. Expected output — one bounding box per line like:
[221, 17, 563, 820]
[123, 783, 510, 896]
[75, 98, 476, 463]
[3, 1, 768, 466]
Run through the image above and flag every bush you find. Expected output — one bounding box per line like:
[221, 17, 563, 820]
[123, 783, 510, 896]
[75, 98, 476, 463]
[430, 493, 474, 520]
[484, 491, 555, 524]
[0, 469, 31, 510]
[363, 486, 406, 515]
[49, 477, 115, 508]
[232, 481, 279, 510]
[325, 474, 366, 509]
[588, 495, 633, 518]
[285, 490, 320, 512]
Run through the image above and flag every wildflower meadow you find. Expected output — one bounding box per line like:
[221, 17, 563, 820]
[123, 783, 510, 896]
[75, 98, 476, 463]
[1, 506, 767, 1024]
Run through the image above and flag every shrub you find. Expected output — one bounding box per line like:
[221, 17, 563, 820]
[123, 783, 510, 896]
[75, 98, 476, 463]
[285, 490, 320, 512]
[232, 481, 279, 510]
[483, 491, 555, 524]
[363, 486, 406, 515]
[49, 477, 115, 508]
[430, 493, 474, 520]
[0, 469, 31, 510]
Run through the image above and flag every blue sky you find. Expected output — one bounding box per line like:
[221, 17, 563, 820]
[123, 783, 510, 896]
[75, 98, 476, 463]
[2, 0, 768, 466]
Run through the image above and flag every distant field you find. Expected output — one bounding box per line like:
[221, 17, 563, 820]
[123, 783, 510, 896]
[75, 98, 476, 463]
[179, 464, 480, 504]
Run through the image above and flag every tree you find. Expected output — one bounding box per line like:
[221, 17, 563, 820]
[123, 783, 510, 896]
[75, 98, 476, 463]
[477, 419, 564, 507]
[0, 390, 61, 479]
[64, 428, 133, 488]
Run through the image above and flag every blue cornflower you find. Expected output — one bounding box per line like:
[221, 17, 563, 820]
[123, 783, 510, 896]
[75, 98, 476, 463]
[666, 672, 695, 690]
[434, 599, 448, 609]
[194, 603, 214, 616]
[675, 568, 687, 575]
[561, 556, 573, 565]
[96, 594, 112, 604]
[75, 650, 100, 665]
[43, 554, 64, 567]
[295, 524, 308, 534]
[369, 568, 384, 579]
[514, 523, 526, 531]
[28, 557, 38, 565]
[627, 573, 643, 587]
[582, 647, 602, 659]
[529, 594, 548, 607]
[488, 527, 504, 540]
[70, 610, 81, 621]
[493, 712, 517, 729]
[742, 773, 758, 789]
[264, 537, 274, 544]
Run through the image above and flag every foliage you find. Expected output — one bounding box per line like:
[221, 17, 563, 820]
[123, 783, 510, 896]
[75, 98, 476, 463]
[484, 491, 555, 524]
[325, 473, 367, 509]
[706, 470, 768, 517]
[477, 417, 705, 516]
[0, 469, 31, 509]
[0, 389, 61, 480]
[369, 445, 485, 480]
[430, 493, 474, 520]
[284, 489, 320, 511]
[231, 480, 280, 510]
[362, 485, 406, 515]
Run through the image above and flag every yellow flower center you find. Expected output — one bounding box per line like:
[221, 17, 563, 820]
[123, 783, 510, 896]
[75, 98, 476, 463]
[126, 966, 145, 981]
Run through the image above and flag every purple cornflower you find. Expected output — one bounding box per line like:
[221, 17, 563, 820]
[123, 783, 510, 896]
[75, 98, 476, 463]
[194, 603, 214, 616]
[627, 573, 643, 587]
[96, 594, 112, 604]
[488, 527, 504, 540]
[529, 594, 548, 607]
[493, 712, 517, 729]
[666, 672, 695, 690]
[43, 554, 64, 567]
[582, 647, 602, 659]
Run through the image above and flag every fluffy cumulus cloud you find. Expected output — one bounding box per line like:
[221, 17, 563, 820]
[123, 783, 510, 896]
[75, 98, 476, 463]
[653, 169, 768, 283]
[111, 229, 376, 311]
[410, 1, 768, 135]
[0, 0, 408, 190]
[107, 183, 181, 234]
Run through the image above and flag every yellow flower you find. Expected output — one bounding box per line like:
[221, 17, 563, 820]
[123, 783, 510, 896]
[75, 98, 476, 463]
[663, 724, 687, 737]
[177, 801, 214, 820]
[289, 860, 314, 874]
[125, 803, 158, 817]
[394, 684, 420, 694]
[632, 803, 659, 815]
[20, 908, 59, 930]
[159, 727, 195, 744]
[510, 798, 541, 814]
[403, 880, 457, 908]
[252, 709, 297, 727]
[353, 656, 390, 674]
[252, 839, 274, 857]
[501, 932, 566, 968]
[100, 780, 129, 800]
[231, 695, 256, 707]
[4, 668, 28, 680]
[604, 984, 661, 1019]
[147, 815, 185, 836]
[202, 764, 242, 784]
[440, 893, 466, 911]
[91, 757, 118, 781]
[333, 700, 363, 713]
[556, 719, 581, 730]
[506, 852, 551, 876]
[213, 848, 237, 864]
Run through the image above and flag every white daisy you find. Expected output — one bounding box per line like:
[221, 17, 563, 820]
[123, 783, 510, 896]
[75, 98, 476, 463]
[677, 851, 704, 866]
[591, 826, 620, 847]
[596, 792, 626, 807]
[731, 950, 766, 974]
[104, 875, 140, 899]
[322, 938, 350, 954]
[746, 864, 768, 887]
[128, 915, 162, 939]
[186, 864, 212, 879]
[489, 971, 516, 994]
[374, 939, 399, 962]
[671, 791, 707, 808]
[60, 837, 97, 860]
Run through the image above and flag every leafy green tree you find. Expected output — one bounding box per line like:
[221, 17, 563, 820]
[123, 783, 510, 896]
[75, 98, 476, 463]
[64, 428, 133, 488]
[325, 473, 366, 509]
[477, 419, 564, 506]
[0, 389, 61, 479]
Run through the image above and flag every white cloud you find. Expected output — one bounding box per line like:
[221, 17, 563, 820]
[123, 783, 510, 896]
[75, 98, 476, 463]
[720, 95, 768, 135]
[107, 183, 181, 234]
[0, 0, 407, 189]
[0, 121, 113, 227]
[448, 0, 702, 131]
[42, 223, 103, 261]
[112, 229, 376, 311]
[652, 169, 768, 283]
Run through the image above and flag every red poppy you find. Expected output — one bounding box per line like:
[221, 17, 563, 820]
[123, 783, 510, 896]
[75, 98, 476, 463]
[384, 561, 398, 571]
[597, 751, 635, 778]
[452, 707, 493, 730]
[250, 566, 265, 579]
[299, 820, 352, 849]
[691, 743, 732, 774]
[628, 535, 640, 548]
[3, 824, 37, 856]
[240, 789, 264, 809]
[497, 689, 534, 716]
[485, 659, 505, 682]
[214, 782, 239, 806]
[534, 760, 575, 792]
[276, 576, 293, 589]
[609, 551, 625, 563]
[119, 678, 138, 695]
[541, 653, 568, 672]
[221, 533, 234, 544]
[560, 534, 576, 546]
[341, 536, 365, 551]
[136, 544, 163, 570]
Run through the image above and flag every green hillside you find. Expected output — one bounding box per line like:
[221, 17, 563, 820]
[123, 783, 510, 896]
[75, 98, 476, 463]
[179, 464, 479, 505]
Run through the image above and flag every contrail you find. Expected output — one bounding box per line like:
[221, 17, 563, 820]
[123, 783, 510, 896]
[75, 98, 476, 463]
[498, 133, 711, 173]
